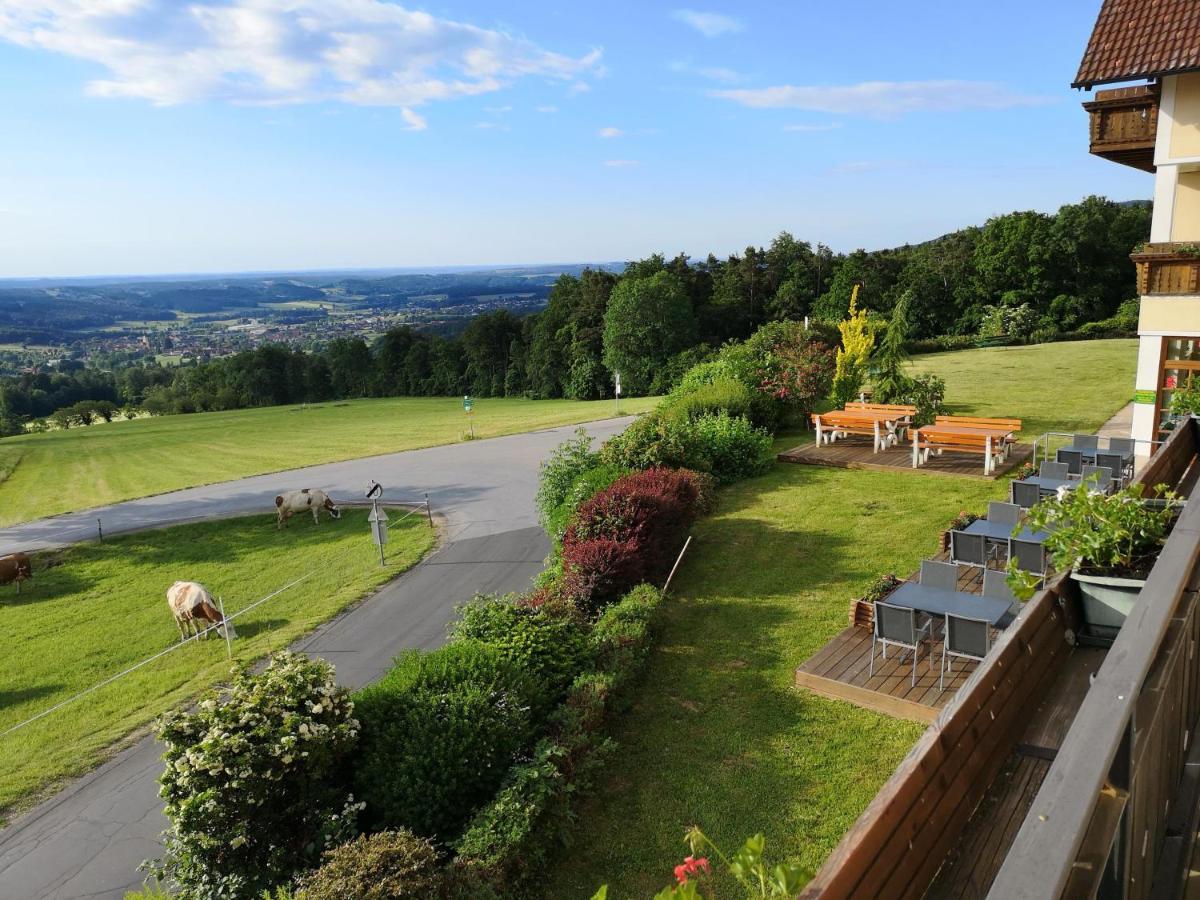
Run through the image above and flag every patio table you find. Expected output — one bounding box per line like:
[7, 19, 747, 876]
[886, 582, 1012, 627]
[962, 519, 1050, 543]
[1056, 445, 1135, 466]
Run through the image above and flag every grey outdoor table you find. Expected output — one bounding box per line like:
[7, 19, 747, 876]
[1019, 476, 1077, 493]
[963, 519, 1050, 543]
[886, 582, 1012, 627]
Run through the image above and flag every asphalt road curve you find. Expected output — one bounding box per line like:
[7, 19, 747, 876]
[0, 416, 636, 899]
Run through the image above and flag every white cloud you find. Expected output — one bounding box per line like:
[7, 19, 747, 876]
[0, 1, 603, 112]
[568, 81, 591, 95]
[672, 10, 744, 38]
[784, 122, 842, 132]
[713, 80, 1053, 118]
[401, 107, 427, 131]
[598, 126, 624, 138]
[475, 121, 509, 130]
[603, 159, 639, 167]
[484, 104, 513, 114]
[670, 60, 743, 82]
[536, 105, 558, 113]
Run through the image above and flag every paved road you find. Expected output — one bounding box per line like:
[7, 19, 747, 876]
[0, 417, 635, 899]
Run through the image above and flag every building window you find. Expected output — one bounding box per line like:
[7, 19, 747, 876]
[1158, 337, 1200, 434]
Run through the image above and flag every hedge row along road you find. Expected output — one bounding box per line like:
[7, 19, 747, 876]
[0, 416, 637, 900]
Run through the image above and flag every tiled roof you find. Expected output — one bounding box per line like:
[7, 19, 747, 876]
[1074, 0, 1200, 88]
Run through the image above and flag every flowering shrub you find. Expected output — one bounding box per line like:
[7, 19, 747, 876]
[591, 828, 808, 899]
[561, 468, 706, 615]
[352, 642, 536, 842]
[297, 830, 444, 900]
[150, 652, 361, 899]
[450, 595, 591, 719]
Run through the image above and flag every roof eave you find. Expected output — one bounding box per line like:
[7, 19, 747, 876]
[1073, 65, 1200, 91]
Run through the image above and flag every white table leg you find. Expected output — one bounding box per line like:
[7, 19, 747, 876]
[873, 421, 881, 453]
[985, 436, 993, 475]
[815, 417, 823, 445]
[912, 430, 920, 468]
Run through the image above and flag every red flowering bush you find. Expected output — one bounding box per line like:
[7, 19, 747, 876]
[560, 468, 707, 616]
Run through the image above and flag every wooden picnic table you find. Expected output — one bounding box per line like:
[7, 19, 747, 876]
[813, 409, 905, 453]
[912, 423, 1016, 475]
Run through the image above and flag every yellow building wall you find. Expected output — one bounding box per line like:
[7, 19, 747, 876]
[1171, 171, 1200, 240]
[1140, 296, 1200, 333]
[1171, 73, 1200, 158]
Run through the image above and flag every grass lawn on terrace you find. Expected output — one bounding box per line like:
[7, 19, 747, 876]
[0, 395, 657, 527]
[0, 509, 434, 823]
[541, 339, 1136, 896]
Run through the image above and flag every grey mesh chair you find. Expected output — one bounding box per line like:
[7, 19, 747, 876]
[988, 501, 1021, 528]
[950, 530, 987, 568]
[984, 569, 1020, 627]
[1010, 537, 1047, 577]
[1011, 480, 1042, 510]
[1080, 465, 1112, 493]
[1057, 448, 1084, 477]
[920, 559, 960, 591]
[1040, 461, 1069, 480]
[872, 601, 934, 687]
[1095, 452, 1126, 489]
[940, 613, 991, 691]
[1108, 437, 1135, 456]
[1072, 433, 1099, 450]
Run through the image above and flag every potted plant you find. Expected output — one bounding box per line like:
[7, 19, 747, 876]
[1170, 383, 1200, 418]
[1008, 480, 1179, 640]
[940, 510, 980, 552]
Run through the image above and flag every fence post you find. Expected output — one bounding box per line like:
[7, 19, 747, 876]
[425, 493, 433, 528]
[217, 596, 233, 660]
[661, 535, 694, 598]
[97, 518, 103, 543]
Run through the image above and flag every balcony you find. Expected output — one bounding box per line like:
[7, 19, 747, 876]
[1083, 84, 1159, 173]
[1131, 242, 1200, 295]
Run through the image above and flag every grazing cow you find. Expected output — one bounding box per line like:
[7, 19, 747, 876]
[274, 488, 341, 529]
[0, 552, 32, 593]
[166, 580, 236, 641]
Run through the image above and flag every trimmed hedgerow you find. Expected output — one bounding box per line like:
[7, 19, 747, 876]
[298, 829, 445, 900]
[601, 411, 772, 484]
[450, 595, 591, 720]
[661, 376, 758, 427]
[352, 642, 537, 842]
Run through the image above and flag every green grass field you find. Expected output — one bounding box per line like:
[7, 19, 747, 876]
[0, 509, 434, 822]
[541, 339, 1137, 896]
[0, 396, 657, 527]
[908, 338, 1137, 437]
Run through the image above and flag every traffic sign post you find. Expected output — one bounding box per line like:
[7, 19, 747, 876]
[463, 395, 475, 438]
[614, 372, 621, 416]
[368, 500, 389, 566]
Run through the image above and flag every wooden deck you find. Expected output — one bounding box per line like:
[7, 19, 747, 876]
[924, 647, 1106, 898]
[795, 561, 1000, 723]
[778, 438, 1033, 480]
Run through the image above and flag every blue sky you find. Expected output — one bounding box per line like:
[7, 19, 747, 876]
[0, 0, 1152, 277]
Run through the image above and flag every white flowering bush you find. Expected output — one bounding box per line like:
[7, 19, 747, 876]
[149, 652, 361, 899]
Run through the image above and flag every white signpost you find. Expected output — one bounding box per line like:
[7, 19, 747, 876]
[366, 481, 388, 566]
[614, 371, 621, 415]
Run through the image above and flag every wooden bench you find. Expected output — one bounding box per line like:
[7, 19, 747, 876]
[811, 410, 900, 453]
[913, 416, 1022, 475]
[844, 402, 917, 439]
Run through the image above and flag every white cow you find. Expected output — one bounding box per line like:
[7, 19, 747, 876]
[167, 581, 236, 641]
[275, 488, 341, 529]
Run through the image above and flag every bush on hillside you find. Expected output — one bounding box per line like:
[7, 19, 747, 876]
[352, 643, 536, 842]
[450, 595, 591, 719]
[601, 411, 771, 484]
[151, 652, 361, 899]
[298, 830, 444, 900]
[534, 428, 599, 531]
[543, 462, 631, 545]
[873, 372, 947, 426]
[560, 468, 706, 615]
[661, 376, 757, 427]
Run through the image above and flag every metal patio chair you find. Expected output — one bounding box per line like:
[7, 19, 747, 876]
[1095, 452, 1127, 489]
[950, 530, 988, 569]
[871, 601, 934, 687]
[940, 613, 992, 691]
[1072, 433, 1099, 450]
[920, 559, 960, 591]
[1107, 436, 1135, 456]
[1010, 537, 1048, 578]
[1081, 464, 1113, 493]
[1039, 461, 1069, 480]
[1011, 480, 1042, 510]
[988, 501, 1021, 528]
[1057, 448, 1085, 477]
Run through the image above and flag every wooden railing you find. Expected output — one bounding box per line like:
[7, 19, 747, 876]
[1132, 243, 1200, 296]
[987, 418, 1200, 899]
[1083, 85, 1159, 173]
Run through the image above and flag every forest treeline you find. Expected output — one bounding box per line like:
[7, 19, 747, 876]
[0, 195, 1149, 431]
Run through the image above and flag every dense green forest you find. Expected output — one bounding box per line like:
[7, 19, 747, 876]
[0, 195, 1149, 432]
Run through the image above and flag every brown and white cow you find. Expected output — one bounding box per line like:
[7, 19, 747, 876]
[274, 489, 341, 529]
[166, 580, 236, 641]
[0, 552, 32, 593]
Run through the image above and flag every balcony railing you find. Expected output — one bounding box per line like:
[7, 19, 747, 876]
[1131, 243, 1200, 296]
[1083, 84, 1159, 173]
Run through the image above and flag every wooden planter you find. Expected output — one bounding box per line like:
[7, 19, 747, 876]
[1131, 243, 1200, 295]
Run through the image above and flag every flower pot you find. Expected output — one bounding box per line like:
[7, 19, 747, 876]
[1071, 569, 1146, 642]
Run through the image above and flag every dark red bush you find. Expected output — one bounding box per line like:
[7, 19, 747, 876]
[560, 468, 706, 616]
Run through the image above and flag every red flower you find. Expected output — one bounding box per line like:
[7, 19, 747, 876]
[674, 856, 711, 884]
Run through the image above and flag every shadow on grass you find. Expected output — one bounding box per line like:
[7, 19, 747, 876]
[0, 684, 62, 711]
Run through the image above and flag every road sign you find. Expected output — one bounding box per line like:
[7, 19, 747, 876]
[368, 500, 388, 565]
[614, 372, 621, 397]
[365, 480, 383, 500]
[463, 395, 474, 412]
